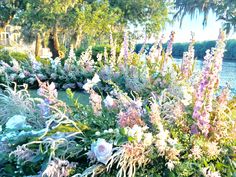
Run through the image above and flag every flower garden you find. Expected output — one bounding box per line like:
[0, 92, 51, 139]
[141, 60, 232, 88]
[0, 29, 235, 177]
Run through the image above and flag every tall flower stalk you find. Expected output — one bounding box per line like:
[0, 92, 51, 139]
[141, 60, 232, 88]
[166, 31, 175, 57]
[192, 30, 226, 136]
[110, 29, 117, 67]
[181, 32, 195, 79]
[160, 31, 175, 71]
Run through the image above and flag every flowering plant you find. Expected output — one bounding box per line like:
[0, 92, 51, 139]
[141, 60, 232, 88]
[0, 31, 235, 177]
[89, 138, 113, 165]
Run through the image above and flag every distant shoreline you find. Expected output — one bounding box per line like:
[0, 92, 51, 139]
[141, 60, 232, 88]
[136, 39, 236, 61]
[175, 58, 236, 62]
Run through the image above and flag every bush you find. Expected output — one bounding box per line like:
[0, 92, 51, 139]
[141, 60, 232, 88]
[0, 49, 12, 63]
[0, 49, 28, 64]
[10, 52, 28, 62]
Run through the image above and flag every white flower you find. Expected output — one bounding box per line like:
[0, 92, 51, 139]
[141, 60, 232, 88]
[91, 139, 113, 165]
[143, 133, 153, 146]
[108, 128, 113, 133]
[83, 73, 100, 91]
[104, 95, 115, 108]
[166, 161, 175, 171]
[167, 138, 178, 146]
[110, 89, 118, 96]
[127, 125, 143, 143]
[181, 86, 193, 106]
[18, 72, 25, 79]
[95, 131, 101, 136]
[158, 129, 169, 141]
[190, 145, 202, 160]
[12, 59, 20, 72]
[202, 167, 221, 177]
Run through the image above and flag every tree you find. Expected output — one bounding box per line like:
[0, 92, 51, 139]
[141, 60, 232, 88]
[14, 0, 122, 57]
[109, 0, 171, 35]
[174, 0, 236, 33]
[63, 0, 122, 48]
[2, 0, 172, 58]
[0, 0, 27, 29]
[30, 0, 79, 58]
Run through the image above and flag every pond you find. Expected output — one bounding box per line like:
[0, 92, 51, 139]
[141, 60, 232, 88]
[28, 90, 89, 105]
[175, 59, 236, 92]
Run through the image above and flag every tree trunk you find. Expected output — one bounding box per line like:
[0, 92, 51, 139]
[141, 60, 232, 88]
[42, 32, 47, 48]
[35, 33, 41, 57]
[75, 33, 82, 49]
[53, 25, 60, 58]
[48, 26, 60, 59]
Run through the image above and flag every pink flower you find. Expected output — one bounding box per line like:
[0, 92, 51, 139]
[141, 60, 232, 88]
[192, 30, 226, 136]
[118, 107, 145, 128]
[89, 90, 102, 116]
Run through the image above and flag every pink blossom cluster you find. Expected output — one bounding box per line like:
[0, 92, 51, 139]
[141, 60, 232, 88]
[89, 90, 102, 116]
[37, 78, 58, 104]
[192, 31, 226, 136]
[217, 86, 230, 107]
[118, 106, 145, 128]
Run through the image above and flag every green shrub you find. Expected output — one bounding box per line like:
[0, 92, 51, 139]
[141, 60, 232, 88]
[36, 56, 50, 66]
[0, 50, 11, 63]
[10, 52, 28, 62]
[0, 49, 28, 64]
[0, 45, 4, 50]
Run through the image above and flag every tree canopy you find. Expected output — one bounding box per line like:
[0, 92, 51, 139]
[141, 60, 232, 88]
[174, 0, 236, 33]
[0, 0, 172, 58]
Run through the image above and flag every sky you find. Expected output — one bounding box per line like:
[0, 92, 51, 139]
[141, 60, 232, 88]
[160, 11, 236, 43]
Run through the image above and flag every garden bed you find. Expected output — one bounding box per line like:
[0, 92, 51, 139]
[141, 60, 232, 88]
[0, 31, 235, 177]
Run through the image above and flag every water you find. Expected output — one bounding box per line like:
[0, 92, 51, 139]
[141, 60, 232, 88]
[175, 59, 236, 92]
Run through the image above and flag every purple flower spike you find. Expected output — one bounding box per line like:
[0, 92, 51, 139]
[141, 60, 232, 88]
[192, 30, 226, 136]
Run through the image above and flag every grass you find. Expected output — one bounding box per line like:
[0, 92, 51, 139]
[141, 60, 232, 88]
[28, 90, 89, 105]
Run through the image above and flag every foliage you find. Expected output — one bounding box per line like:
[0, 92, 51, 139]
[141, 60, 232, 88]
[109, 0, 172, 35]
[0, 49, 11, 63]
[174, 0, 236, 33]
[1, 0, 172, 56]
[0, 0, 27, 28]
[0, 49, 28, 64]
[10, 52, 28, 61]
[0, 31, 235, 177]
[0, 47, 96, 89]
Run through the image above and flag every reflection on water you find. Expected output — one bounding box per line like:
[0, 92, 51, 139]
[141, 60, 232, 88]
[175, 59, 236, 90]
